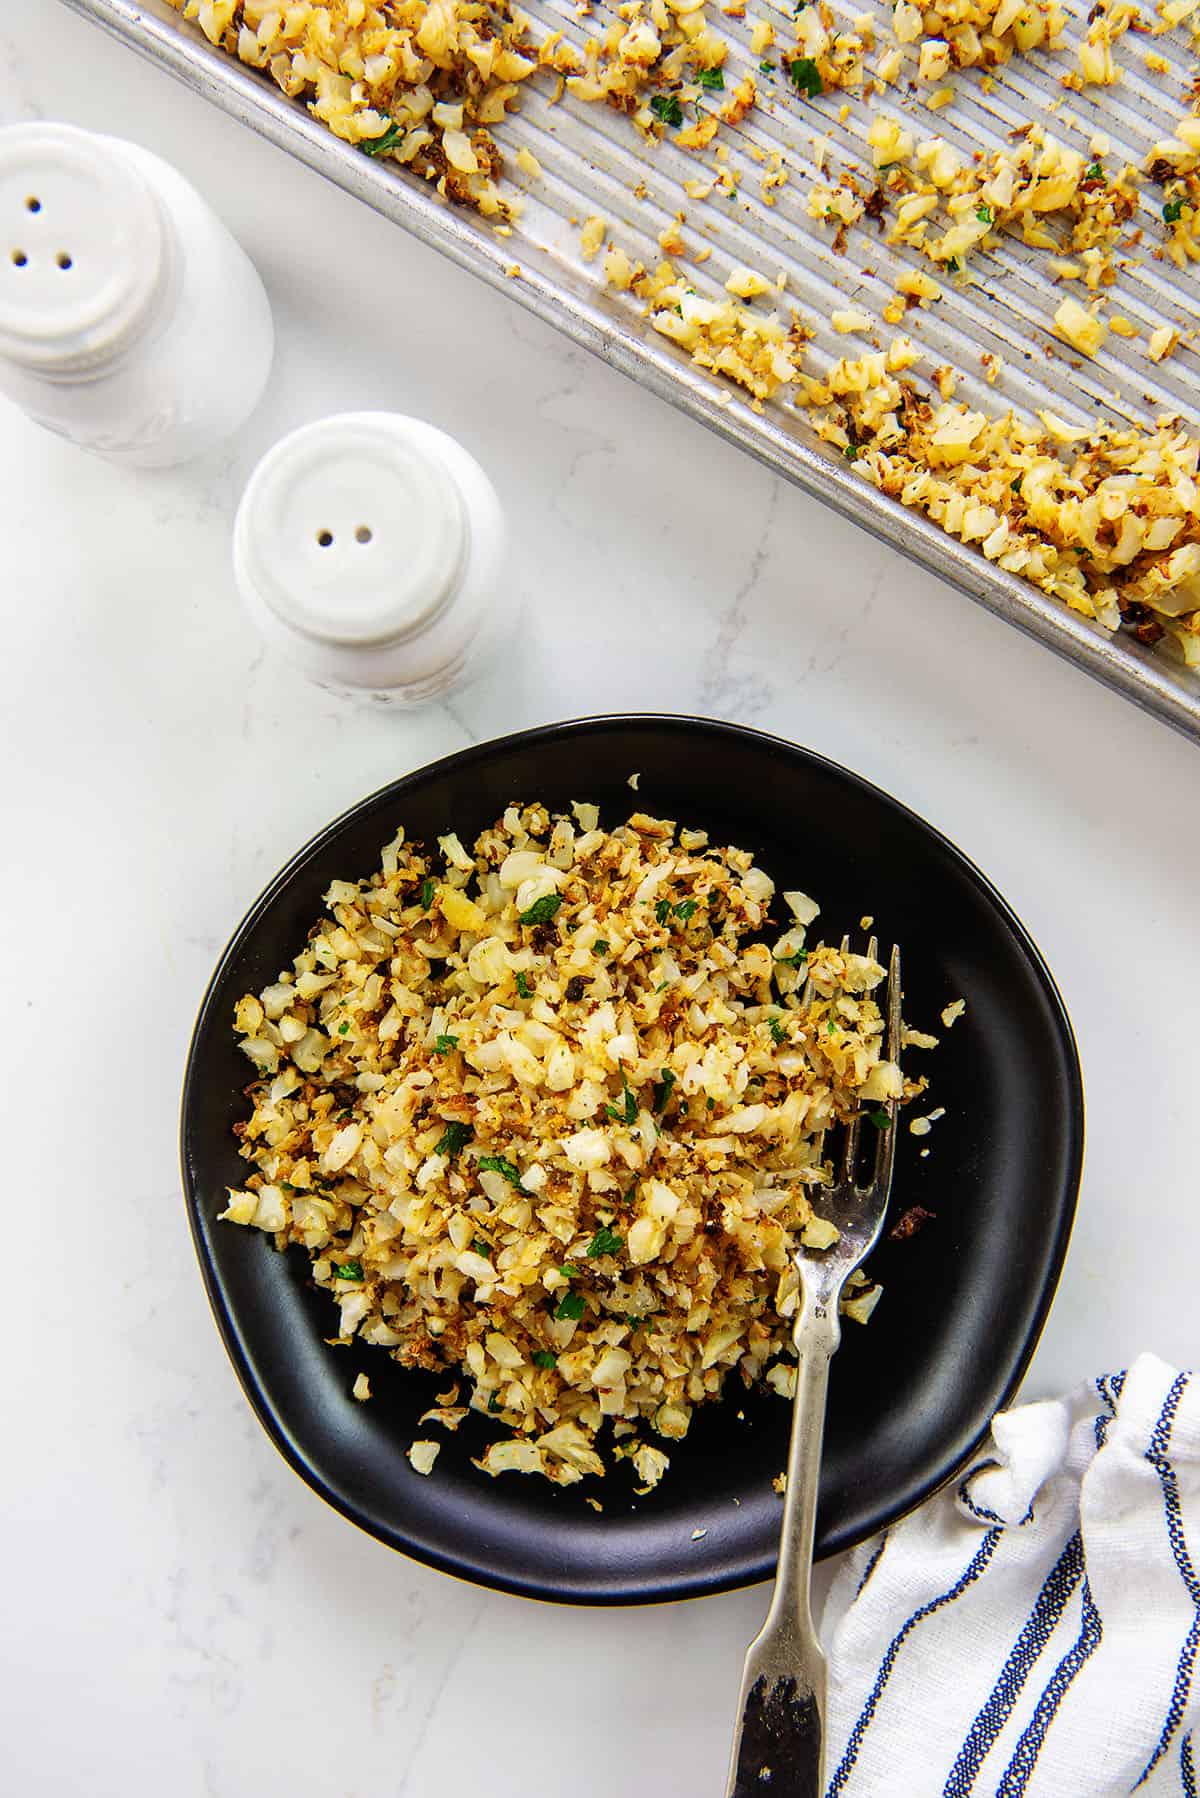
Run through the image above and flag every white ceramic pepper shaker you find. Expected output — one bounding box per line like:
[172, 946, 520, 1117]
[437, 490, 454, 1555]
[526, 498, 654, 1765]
[0, 122, 273, 467]
[232, 412, 513, 704]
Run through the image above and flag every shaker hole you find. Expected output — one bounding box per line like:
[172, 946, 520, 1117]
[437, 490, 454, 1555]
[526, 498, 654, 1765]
[56, 252, 73, 270]
[316, 529, 334, 547]
[355, 525, 373, 544]
[11, 250, 27, 267]
[26, 197, 41, 213]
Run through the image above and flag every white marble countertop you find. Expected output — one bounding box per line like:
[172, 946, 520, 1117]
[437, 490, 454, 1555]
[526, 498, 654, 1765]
[3, 6, 1198, 1793]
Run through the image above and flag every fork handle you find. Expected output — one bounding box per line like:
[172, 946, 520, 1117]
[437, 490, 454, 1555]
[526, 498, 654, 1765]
[727, 1673, 823, 1798]
[725, 1289, 841, 1798]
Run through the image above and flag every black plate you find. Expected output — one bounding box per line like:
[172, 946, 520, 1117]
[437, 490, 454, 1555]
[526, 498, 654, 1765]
[181, 716, 1083, 1604]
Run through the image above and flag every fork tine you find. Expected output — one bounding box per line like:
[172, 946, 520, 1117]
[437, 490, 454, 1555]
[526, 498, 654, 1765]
[838, 1116, 860, 1187]
[798, 956, 823, 1179]
[872, 943, 902, 1190]
[840, 935, 880, 1187]
[836, 932, 870, 1187]
[833, 937, 858, 1185]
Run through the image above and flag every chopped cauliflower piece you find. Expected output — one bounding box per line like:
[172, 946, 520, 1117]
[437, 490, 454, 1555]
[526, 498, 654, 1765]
[868, 116, 914, 169]
[408, 1440, 441, 1475]
[725, 266, 774, 299]
[841, 1283, 883, 1324]
[918, 39, 950, 80]
[801, 1215, 840, 1250]
[1054, 296, 1108, 359]
[579, 215, 606, 260]
[603, 246, 638, 291]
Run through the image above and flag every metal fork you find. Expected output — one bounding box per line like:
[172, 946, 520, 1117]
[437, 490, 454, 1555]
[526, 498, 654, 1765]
[724, 939, 902, 1798]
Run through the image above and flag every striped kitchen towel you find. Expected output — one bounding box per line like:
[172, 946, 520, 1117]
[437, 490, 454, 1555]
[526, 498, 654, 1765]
[820, 1354, 1200, 1798]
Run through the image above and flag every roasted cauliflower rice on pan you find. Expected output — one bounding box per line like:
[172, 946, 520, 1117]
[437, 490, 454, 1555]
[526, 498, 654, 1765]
[173, 0, 1200, 660]
[224, 801, 931, 1492]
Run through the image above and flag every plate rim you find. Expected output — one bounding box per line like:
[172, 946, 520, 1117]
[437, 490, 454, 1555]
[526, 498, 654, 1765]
[180, 712, 1085, 1605]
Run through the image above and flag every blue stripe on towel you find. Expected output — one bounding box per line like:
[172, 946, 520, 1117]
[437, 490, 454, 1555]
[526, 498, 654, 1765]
[982, 1383, 1121, 1796]
[957, 1472, 1035, 1531]
[993, 1576, 1103, 1797]
[855, 1533, 889, 1600]
[957, 1375, 1120, 1537]
[1095, 1375, 1120, 1442]
[1097, 1370, 1127, 1411]
[942, 1532, 1085, 1798]
[829, 1376, 1146, 1798]
[956, 1461, 1006, 1527]
[1135, 1375, 1200, 1788]
[825, 1529, 1004, 1798]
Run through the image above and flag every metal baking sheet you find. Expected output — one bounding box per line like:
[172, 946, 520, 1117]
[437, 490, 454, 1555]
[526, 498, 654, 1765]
[63, 0, 1200, 744]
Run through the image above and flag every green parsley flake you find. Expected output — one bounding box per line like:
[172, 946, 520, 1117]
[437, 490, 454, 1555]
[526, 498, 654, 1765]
[788, 57, 822, 97]
[434, 1033, 459, 1055]
[519, 893, 562, 926]
[362, 121, 404, 157]
[434, 1121, 472, 1158]
[338, 1021, 349, 1035]
[1163, 198, 1185, 223]
[698, 66, 724, 88]
[592, 939, 609, 956]
[1084, 161, 1104, 180]
[334, 1260, 363, 1281]
[976, 205, 993, 224]
[769, 1017, 787, 1045]
[533, 1350, 557, 1370]
[472, 1236, 491, 1258]
[587, 1226, 624, 1258]
[555, 1291, 586, 1322]
[650, 93, 684, 127]
[655, 898, 672, 924]
[516, 971, 534, 998]
[420, 876, 435, 909]
[759, 58, 775, 72]
[867, 1107, 891, 1129]
[606, 1080, 638, 1125]
[674, 899, 698, 921]
[653, 1067, 677, 1112]
[478, 1154, 528, 1192]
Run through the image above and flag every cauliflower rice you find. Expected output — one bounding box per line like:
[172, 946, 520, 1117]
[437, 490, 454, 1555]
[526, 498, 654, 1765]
[223, 802, 918, 1490]
[171, 1, 1200, 655]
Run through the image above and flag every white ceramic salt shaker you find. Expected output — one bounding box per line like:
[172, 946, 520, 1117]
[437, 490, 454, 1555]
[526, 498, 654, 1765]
[0, 121, 273, 467]
[232, 412, 513, 705]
